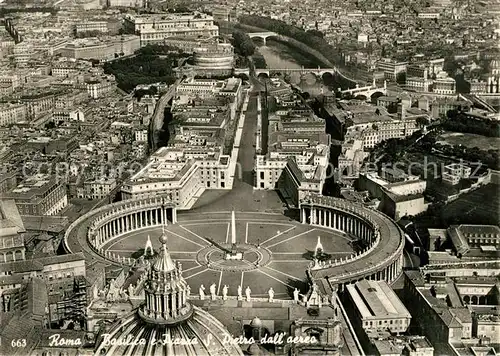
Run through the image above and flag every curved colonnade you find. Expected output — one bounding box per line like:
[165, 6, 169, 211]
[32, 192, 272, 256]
[64, 196, 178, 266]
[300, 194, 405, 291]
[64, 194, 404, 290]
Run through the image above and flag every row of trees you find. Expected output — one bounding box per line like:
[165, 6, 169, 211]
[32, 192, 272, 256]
[443, 109, 500, 137]
[232, 30, 256, 57]
[74, 30, 104, 39]
[252, 51, 267, 69]
[416, 131, 499, 170]
[139, 44, 185, 56]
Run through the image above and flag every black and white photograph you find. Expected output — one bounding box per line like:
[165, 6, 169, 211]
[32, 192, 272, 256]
[0, 0, 499, 355]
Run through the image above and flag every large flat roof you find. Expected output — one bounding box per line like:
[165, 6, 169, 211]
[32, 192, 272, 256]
[346, 280, 411, 319]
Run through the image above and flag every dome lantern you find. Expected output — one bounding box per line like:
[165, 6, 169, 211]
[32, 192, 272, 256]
[141, 224, 192, 323]
[94, 222, 244, 356]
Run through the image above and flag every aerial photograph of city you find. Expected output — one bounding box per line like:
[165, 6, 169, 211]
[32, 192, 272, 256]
[0, 0, 498, 355]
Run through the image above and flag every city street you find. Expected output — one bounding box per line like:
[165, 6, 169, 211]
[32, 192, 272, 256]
[190, 86, 284, 213]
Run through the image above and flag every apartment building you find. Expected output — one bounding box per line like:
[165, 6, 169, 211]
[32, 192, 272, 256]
[442, 163, 472, 186]
[376, 59, 408, 81]
[0, 103, 27, 126]
[0, 174, 68, 216]
[75, 21, 108, 35]
[433, 76, 456, 94]
[80, 178, 117, 200]
[404, 271, 499, 355]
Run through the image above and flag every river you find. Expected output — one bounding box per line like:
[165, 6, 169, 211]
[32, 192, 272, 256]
[256, 40, 335, 95]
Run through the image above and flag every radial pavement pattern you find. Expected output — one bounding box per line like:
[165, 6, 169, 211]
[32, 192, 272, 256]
[102, 212, 355, 298]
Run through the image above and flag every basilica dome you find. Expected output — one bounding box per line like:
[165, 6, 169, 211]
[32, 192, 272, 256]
[94, 231, 243, 356]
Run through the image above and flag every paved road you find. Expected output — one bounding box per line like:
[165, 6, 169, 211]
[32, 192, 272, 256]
[190, 87, 284, 213]
[149, 80, 180, 151]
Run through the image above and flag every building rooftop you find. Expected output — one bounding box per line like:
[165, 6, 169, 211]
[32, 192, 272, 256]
[1, 174, 59, 201]
[346, 280, 411, 319]
[0, 252, 85, 274]
[0, 199, 25, 237]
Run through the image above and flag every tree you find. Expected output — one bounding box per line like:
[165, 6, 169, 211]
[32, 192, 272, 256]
[306, 29, 324, 38]
[416, 116, 430, 127]
[45, 121, 55, 130]
[232, 30, 256, 57]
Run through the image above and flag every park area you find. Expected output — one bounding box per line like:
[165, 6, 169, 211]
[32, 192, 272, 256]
[437, 131, 500, 151]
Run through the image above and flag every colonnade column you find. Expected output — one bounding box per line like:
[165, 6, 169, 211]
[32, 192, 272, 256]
[162, 207, 167, 225]
[172, 293, 177, 317]
[173, 208, 177, 224]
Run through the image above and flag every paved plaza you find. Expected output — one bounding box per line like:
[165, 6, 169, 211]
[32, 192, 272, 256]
[102, 212, 355, 299]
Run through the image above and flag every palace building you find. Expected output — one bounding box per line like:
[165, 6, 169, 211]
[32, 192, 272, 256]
[123, 12, 219, 47]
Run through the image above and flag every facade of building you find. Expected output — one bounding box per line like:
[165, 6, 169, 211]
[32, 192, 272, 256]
[345, 280, 412, 334]
[107, 0, 145, 6]
[0, 103, 27, 126]
[377, 59, 408, 81]
[121, 147, 233, 208]
[446, 224, 500, 256]
[58, 35, 140, 61]
[0, 171, 18, 194]
[74, 21, 109, 35]
[433, 76, 456, 94]
[358, 170, 428, 220]
[85, 77, 116, 99]
[405, 77, 433, 92]
[0, 200, 26, 263]
[123, 13, 219, 46]
[134, 128, 148, 142]
[80, 178, 117, 200]
[0, 174, 68, 216]
[333, 103, 423, 147]
[380, 192, 427, 220]
[442, 163, 471, 186]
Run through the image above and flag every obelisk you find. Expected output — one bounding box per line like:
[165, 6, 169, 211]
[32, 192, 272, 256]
[225, 211, 243, 260]
[231, 211, 237, 248]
